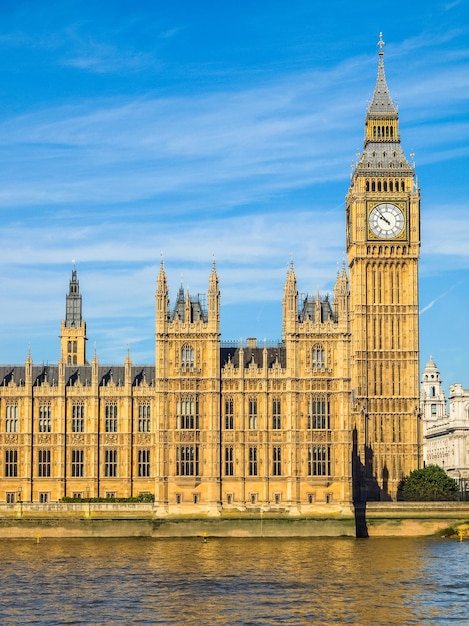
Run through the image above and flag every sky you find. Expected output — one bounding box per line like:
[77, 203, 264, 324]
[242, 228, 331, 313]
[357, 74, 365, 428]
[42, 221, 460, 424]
[0, 0, 468, 391]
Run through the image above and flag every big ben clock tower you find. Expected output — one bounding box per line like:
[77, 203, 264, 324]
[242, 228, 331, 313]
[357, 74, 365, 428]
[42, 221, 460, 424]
[347, 34, 421, 500]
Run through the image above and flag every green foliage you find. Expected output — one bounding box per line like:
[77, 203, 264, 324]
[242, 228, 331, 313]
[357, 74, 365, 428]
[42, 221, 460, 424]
[61, 493, 155, 503]
[397, 465, 459, 502]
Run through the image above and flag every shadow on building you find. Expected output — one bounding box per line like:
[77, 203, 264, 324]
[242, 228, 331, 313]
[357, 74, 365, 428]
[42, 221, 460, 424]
[352, 427, 391, 538]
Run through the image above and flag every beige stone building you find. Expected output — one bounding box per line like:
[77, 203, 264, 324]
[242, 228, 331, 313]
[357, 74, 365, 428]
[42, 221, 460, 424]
[0, 37, 421, 510]
[421, 357, 469, 499]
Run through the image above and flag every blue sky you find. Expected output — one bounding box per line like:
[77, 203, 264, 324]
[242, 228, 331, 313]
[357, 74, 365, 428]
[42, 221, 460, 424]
[0, 1, 468, 390]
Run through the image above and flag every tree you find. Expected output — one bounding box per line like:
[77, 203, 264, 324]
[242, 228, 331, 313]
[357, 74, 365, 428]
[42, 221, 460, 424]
[397, 465, 460, 502]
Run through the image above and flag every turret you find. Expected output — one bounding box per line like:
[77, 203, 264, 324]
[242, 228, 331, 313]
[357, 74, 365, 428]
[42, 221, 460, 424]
[156, 259, 169, 326]
[60, 267, 87, 365]
[333, 262, 349, 324]
[421, 356, 447, 426]
[282, 261, 298, 339]
[208, 259, 220, 332]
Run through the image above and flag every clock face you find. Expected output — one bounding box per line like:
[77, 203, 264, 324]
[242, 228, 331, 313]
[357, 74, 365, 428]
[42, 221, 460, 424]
[369, 203, 405, 239]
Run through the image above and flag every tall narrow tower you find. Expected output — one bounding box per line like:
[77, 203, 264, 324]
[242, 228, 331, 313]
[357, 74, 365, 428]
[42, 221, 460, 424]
[347, 34, 421, 500]
[60, 268, 87, 365]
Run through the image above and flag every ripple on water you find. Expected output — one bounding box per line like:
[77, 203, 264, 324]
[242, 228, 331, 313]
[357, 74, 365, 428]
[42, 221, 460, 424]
[0, 537, 467, 625]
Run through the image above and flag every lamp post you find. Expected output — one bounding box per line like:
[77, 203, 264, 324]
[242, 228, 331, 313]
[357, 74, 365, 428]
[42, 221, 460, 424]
[17, 485, 22, 518]
[86, 485, 91, 517]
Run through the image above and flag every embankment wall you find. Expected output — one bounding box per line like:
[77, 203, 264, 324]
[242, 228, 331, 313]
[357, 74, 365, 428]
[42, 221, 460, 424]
[1, 502, 468, 538]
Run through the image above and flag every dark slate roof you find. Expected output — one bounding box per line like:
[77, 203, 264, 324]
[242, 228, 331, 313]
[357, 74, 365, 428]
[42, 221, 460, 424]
[220, 346, 286, 369]
[0, 364, 156, 387]
[298, 295, 336, 323]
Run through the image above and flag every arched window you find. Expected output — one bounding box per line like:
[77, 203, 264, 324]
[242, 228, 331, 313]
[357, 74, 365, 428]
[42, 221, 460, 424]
[177, 397, 198, 429]
[272, 398, 281, 430]
[308, 396, 329, 429]
[138, 403, 151, 432]
[312, 344, 325, 368]
[248, 398, 258, 429]
[371, 181, 376, 192]
[39, 404, 51, 433]
[181, 344, 194, 368]
[225, 398, 234, 429]
[105, 402, 118, 432]
[6, 404, 18, 433]
[366, 181, 370, 191]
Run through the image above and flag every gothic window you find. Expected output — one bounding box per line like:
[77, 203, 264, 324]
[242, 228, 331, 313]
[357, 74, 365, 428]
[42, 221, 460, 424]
[177, 397, 198, 429]
[401, 180, 405, 191]
[248, 398, 258, 429]
[5, 449, 18, 477]
[104, 449, 117, 477]
[71, 449, 84, 477]
[308, 446, 331, 476]
[138, 449, 150, 477]
[176, 446, 199, 476]
[224, 398, 234, 430]
[308, 397, 329, 429]
[6, 404, 18, 433]
[272, 398, 281, 430]
[38, 449, 51, 477]
[272, 447, 281, 476]
[72, 403, 85, 433]
[39, 404, 51, 433]
[105, 402, 118, 432]
[377, 181, 382, 191]
[312, 344, 325, 368]
[383, 181, 387, 192]
[366, 181, 370, 191]
[390, 180, 393, 191]
[181, 344, 194, 368]
[249, 446, 258, 476]
[371, 181, 376, 192]
[138, 403, 151, 432]
[224, 446, 234, 476]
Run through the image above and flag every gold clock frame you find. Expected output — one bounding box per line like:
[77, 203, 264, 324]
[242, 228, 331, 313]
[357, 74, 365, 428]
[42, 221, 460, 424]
[367, 200, 408, 241]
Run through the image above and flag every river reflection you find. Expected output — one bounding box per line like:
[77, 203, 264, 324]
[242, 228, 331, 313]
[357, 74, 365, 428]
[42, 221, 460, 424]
[0, 537, 467, 624]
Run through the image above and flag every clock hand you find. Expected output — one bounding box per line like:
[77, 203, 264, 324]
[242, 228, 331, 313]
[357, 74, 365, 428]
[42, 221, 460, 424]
[377, 210, 391, 225]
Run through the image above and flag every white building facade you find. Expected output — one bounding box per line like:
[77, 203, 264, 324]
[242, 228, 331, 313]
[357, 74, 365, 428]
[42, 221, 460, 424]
[421, 356, 469, 499]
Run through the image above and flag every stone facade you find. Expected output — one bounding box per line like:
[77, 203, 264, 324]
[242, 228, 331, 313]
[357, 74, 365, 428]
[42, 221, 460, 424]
[421, 357, 469, 498]
[0, 38, 421, 509]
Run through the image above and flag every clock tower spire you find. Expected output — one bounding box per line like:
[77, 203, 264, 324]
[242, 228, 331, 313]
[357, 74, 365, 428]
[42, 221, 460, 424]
[347, 35, 421, 500]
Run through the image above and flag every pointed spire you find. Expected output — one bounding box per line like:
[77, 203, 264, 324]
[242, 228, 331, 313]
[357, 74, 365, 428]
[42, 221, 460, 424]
[284, 258, 297, 293]
[65, 266, 82, 328]
[157, 258, 167, 292]
[209, 257, 219, 290]
[368, 32, 396, 115]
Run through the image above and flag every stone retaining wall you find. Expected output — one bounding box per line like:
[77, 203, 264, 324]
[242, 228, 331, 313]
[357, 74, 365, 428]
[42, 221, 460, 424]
[0, 502, 468, 538]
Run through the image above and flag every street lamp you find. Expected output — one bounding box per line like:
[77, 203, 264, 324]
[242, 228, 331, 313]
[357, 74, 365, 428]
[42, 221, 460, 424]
[17, 485, 22, 518]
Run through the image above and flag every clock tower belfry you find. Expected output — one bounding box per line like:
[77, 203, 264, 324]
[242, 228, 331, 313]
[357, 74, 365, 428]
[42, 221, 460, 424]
[346, 34, 421, 500]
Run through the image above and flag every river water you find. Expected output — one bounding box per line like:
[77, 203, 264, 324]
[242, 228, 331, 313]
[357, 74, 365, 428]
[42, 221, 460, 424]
[0, 537, 467, 625]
